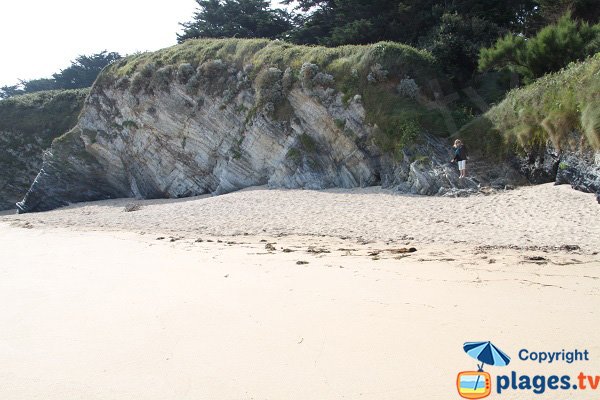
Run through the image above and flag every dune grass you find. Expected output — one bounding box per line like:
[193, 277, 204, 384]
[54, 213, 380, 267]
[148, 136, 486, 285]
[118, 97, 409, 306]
[106, 39, 438, 84]
[460, 53, 600, 158]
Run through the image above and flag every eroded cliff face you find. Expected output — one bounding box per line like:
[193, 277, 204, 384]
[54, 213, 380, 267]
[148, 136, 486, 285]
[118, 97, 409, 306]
[515, 144, 600, 197]
[0, 89, 87, 210]
[17, 42, 520, 213]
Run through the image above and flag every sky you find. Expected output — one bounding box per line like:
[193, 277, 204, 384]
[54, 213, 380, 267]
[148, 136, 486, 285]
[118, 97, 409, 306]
[0, 0, 290, 87]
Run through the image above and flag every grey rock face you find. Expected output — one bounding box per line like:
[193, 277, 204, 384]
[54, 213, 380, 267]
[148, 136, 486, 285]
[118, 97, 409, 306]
[0, 89, 87, 210]
[16, 61, 522, 213]
[512, 142, 600, 198]
[0, 131, 46, 210]
[555, 151, 600, 194]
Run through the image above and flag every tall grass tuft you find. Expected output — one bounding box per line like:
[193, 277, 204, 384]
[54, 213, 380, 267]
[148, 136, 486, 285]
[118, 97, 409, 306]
[460, 52, 600, 158]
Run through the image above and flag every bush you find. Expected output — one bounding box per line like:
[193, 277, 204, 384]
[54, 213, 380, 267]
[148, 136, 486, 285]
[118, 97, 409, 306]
[479, 14, 600, 83]
[140, 63, 156, 78]
[397, 78, 419, 99]
[196, 59, 231, 94]
[197, 59, 227, 78]
[460, 52, 600, 158]
[255, 67, 283, 106]
[177, 63, 195, 84]
[367, 63, 388, 84]
[153, 66, 174, 91]
[299, 63, 319, 89]
[130, 72, 146, 94]
[282, 67, 294, 92]
[313, 72, 335, 87]
[0, 89, 89, 145]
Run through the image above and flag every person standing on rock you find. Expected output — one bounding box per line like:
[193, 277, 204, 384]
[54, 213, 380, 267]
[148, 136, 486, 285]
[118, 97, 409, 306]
[451, 139, 468, 179]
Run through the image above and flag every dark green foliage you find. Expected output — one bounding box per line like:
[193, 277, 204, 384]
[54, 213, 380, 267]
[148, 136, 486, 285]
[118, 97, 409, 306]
[178, 0, 293, 42]
[0, 85, 21, 99]
[285, 147, 302, 164]
[460, 53, 600, 158]
[299, 133, 317, 153]
[0, 89, 89, 209]
[0, 89, 89, 146]
[53, 51, 122, 89]
[1, 51, 121, 99]
[282, 0, 538, 45]
[426, 13, 503, 83]
[255, 67, 284, 106]
[536, 0, 600, 25]
[479, 14, 600, 82]
[286, 134, 319, 167]
[20, 78, 58, 94]
[365, 86, 441, 158]
[174, 0, 598, 90]
[278, 0, 543, 85]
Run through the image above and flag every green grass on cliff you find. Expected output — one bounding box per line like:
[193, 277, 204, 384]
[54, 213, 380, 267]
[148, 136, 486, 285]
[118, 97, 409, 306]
[106, 39, 438, 84]
[99, 39, 455, 157]
[459, 53, 600, 159]
[0, 89, 89, 147]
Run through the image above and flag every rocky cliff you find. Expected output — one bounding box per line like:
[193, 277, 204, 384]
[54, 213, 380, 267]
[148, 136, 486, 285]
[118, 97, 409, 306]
[0, 89, 87, 210]
[16, 39, 524, 213]
[460, 53, 600, 200]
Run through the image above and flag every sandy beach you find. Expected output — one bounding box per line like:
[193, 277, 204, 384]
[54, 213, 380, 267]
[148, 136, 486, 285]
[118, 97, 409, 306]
[1, 183, 599, 399]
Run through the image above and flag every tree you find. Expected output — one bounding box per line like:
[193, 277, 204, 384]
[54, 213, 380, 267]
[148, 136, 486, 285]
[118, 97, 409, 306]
[281, 0, 536, 83]
[479, 13, 600, 82]
[537, 0, 600, 25]
[177, 0, 293, 42]
[0, 85, 23, 99]
[0, 51, 121, 100]
[21, 78, 59, 93]
[427, 13, 503, 83]
[282, 0, 540, 46]
[53, 51, 121, 89]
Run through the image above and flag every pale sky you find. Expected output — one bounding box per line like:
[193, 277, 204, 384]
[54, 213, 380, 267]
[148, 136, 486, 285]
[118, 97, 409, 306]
[0, 0, 290, 87]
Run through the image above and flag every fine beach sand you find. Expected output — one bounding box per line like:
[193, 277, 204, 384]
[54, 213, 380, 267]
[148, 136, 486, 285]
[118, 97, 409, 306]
[1, 183, 599, 399]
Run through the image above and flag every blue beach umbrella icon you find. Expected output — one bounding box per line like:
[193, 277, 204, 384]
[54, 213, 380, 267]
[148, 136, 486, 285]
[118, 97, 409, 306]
[463, 341, 511, 392]
[464, 341, 511, 370]
[463, 342, 510, 387]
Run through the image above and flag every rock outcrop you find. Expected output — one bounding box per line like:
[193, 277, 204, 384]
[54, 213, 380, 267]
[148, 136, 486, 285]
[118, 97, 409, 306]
[16, 40, 522, 213]
[514, 143, 600, 194]
[0, 89, 87, 210]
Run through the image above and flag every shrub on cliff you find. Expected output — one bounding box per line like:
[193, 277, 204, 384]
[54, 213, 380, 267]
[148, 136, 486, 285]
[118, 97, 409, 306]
[256, 67, 284, 106]
[460, 53, 600, 158]
[0, 89, 88, 144]
[102, 39, 456, 155]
